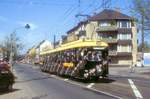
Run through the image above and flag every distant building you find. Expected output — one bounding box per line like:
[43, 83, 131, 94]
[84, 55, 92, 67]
[25, 46, 36, 64]
[65, 9, 138, 66]
[35, 40, 53, 63]
[0, 47, 7, 60]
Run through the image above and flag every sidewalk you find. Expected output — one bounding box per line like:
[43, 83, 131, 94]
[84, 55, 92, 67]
[109, 66, 150, 79]
[0, 66, 37, 99]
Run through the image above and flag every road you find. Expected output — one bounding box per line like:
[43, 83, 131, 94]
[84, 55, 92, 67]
[1, 63, 150, 99]
[0, 63, 118, 99]
[93, 68, 150, 99]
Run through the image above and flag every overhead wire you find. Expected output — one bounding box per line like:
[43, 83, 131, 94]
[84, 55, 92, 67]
[0, 0, 75, 6]
[53, 5, 78, 39]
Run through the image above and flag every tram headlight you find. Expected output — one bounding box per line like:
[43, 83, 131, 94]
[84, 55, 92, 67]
[96, 65, 102, 72]
[81, 52, 84, 56]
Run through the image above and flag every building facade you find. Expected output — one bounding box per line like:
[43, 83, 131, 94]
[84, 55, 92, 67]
[35, 40, 53, 62]
[25, 40, 53, 64]
[65, 9, 138, 66]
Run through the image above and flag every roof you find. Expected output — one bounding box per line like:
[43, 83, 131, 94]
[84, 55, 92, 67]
[40, 39, 108, 55]
[35, 40, 46, 48]
[66, 9, 132, 34]
[67, 20, 88, 34]
[89, 9, 132, 21]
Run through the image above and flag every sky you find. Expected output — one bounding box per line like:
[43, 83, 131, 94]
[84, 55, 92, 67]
[0, 0, 135, 54]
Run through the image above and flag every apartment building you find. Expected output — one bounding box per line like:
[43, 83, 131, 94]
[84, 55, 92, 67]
[64, 9, 137, 66]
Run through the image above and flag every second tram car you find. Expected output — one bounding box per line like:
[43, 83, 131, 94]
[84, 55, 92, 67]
[40, 39, 109, 80]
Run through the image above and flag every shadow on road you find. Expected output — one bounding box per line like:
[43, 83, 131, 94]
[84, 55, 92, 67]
[0, 88, 20, 95]
[16, 76, 52, 83]
[69, 77, 115, 83]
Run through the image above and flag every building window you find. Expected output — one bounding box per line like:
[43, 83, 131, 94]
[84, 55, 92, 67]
[122, 21, 128, 27]
[98, 33, 117, 39]
[99, 21, 111, 27]
[118, 21, 131, 28]
[117, 45, 132, 52]
[118, 33, 131, 40]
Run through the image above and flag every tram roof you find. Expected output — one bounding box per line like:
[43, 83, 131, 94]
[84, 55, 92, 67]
[40, 39, 108, 55]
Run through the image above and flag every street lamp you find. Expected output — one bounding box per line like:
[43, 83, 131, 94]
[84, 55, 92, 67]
[9, 24, 30, 71]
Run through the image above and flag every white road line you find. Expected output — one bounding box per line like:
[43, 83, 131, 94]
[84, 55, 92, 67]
[128, 79, 143, 99]
[64, 79, 69, 81]
[51, 75, 56, 77]
[86, 83, 95, 88]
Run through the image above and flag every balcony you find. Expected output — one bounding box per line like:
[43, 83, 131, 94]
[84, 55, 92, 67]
[118, 28, 132, 34]
[96, 26, 118, 32]
[109, 51, 117, 56]
[118, 39, 132, 45]
[117, 52, 132, 56]
[98, 38, 118, 43]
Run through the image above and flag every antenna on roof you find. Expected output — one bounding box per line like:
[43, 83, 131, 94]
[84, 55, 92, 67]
[77, 0, 81, 22]
[102, 0, 111, 9]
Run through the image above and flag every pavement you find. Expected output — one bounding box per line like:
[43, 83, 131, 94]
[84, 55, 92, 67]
[0, 63, 150, 99]
[109, 66, 150, 79]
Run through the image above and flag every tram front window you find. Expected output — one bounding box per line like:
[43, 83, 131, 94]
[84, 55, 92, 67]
[85, 49, 103, 62]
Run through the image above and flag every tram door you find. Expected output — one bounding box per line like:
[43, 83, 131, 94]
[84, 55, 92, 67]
[101, 49, 109, 76]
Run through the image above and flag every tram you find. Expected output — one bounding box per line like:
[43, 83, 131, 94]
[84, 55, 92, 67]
[40, 39, 109, 80]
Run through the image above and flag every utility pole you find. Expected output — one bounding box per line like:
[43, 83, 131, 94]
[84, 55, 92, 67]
[141, 15, 144, 67]
[9, 24, 30, 71]
[54, 35, 56, 49]
[9, 33, 14, 71]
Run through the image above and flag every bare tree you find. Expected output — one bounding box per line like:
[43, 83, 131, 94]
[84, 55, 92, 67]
[131, 0, 150, 66]
[131, 0, 150, 47]
[3, 33, 24, 61]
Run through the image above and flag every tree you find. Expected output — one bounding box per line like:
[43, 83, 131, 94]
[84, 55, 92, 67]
[131, 0, 150, 46]
[3, 33, 24, 61]
[131, 0, 150, 65]
[138, 41, 150, 52]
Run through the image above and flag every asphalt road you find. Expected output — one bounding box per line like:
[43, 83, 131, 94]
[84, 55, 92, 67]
[10, 63, 118, 99]
[93, 69, 150, 99]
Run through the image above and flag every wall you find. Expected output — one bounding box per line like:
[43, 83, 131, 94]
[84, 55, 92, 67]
[132, 21, 138, 65]
[85, 21, 98, 39]
[144, 53, 150, 66]
[40, 40, 53, 53]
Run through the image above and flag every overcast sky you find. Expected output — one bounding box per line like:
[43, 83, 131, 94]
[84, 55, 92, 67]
[0, 0, 135, 54]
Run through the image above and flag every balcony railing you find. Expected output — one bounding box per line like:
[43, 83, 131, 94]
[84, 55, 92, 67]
[117, 52, 132, 56]
[109, 51, 117, 56]
[96, 26, 118, 32]
[98, 38, 118, 43]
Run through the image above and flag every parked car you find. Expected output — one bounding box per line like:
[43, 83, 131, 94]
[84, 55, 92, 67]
[0, 60, 15, 91]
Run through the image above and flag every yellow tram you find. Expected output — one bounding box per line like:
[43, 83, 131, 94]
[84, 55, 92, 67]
[40, 39, 109, 80]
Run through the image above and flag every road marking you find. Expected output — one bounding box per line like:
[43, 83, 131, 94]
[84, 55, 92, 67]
[86, 83, 95, 88]
[36, 67, 122, 99]
[51, 75, 56, 77]
[64, 80, 121, 99]
[64, 79, 69, 81]
[128, 79, 143, 99]
[49, 74, 121, 98]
